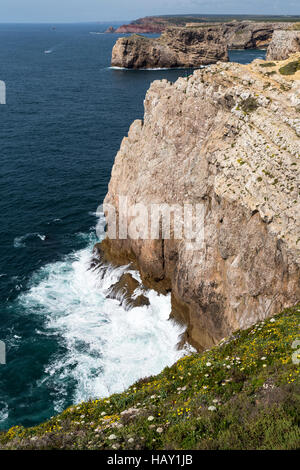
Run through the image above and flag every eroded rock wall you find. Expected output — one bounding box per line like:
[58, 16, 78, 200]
[115, 17, 295, 43]
[100, 56, 300, 350]
[115, 16, 166, 34]
[267, 30, 300, 61]
[220, 22, 293, 49]
[111, 28, 228, 69]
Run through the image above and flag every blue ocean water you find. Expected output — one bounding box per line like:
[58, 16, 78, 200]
[0, 23, 266, 430]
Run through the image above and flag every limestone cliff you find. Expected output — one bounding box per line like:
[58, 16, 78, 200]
[115, 16, 166, 34]
[115, 16, 296, 43]
[209, 21, 294, 49]
[267, 30, 300, 61]
[111, 28, 228, 69]
[99, 55, 300, 351]
[111, 22, 296, 70]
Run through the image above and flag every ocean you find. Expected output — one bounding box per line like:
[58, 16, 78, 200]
[0, 22, 266, 430]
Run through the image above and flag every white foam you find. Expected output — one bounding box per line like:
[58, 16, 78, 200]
[108, 66, 171, 71]
[18, 237, 186, 411]
[108, 66, 205, 71]
[13, 233, 46, 248]
[109, 66, 127, 70]
[0, 402, 8, 423]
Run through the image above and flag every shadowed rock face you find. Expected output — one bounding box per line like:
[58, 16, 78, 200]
[101, 56, 300, 351]
[106, 273, 150, 310]
[111, 28, 229, 69]
[111, 22, 296, 70]
[105, 26, 116, 34]
[267, 30, 300, 61]
[216, 22, 292, 49]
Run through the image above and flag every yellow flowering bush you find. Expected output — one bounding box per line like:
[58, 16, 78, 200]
[0, 304, 299, 450]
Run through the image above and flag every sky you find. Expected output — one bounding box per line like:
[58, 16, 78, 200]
[1, 0, 299, 23]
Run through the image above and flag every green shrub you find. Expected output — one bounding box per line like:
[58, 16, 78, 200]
[240, 96, 259, 114]
[279, 60, 300, 76]
[260, 62, 276, 68]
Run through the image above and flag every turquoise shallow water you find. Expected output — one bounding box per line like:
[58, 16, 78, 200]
[0, 23, 266, 430]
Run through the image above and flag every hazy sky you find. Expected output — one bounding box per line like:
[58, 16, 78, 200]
[1, 0, 299, 23]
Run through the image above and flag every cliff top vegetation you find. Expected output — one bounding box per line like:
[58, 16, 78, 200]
[1, 304, 299, 450]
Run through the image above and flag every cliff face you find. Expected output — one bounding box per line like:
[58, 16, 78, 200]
[111, 28, 228, 69]
[111, 23, 297, 70]
[115, 16, 166, 34]
[101, 55, 300, 351]
[216, 22, 292, 49]
[267, 30, 300, 61]
[115, 17, 295, 48]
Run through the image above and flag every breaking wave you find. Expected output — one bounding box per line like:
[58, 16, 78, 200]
[14, 233, 46, 248]
[17, 233, 186, 412]
[0, 402, 8, 423]
[108, 66, 204, 71]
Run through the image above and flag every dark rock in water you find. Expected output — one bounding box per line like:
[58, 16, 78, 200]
[91, 244, 150, 308]
[93, 240, 138, 268]
[105, 26, 116, 34]
[107, 273, 150, 310]
[90, 243, 115, 280]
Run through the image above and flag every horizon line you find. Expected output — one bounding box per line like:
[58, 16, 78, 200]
[0, 13, 300, 25]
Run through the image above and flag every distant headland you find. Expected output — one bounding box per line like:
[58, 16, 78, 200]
[105, 14, 300, 34]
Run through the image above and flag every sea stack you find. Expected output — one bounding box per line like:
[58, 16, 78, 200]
[105, 26, 116, 33]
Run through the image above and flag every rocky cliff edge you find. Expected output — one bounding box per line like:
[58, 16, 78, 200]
[111, 28, 228, 69]
[267, 30, 300, 61]
[99, 55, 300, 351]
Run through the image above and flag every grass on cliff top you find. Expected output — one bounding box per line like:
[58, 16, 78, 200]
[279, 59, 300, 76]
[1, 305, 299, 450]
[150, 15, 300, 24]
[260, 62, 276, 68]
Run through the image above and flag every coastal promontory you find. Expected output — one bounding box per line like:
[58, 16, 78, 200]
[111, 28, 229, 69]
[111, 21, 300, 70]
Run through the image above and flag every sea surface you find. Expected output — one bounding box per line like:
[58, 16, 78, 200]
[0, 23, 266, 430]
